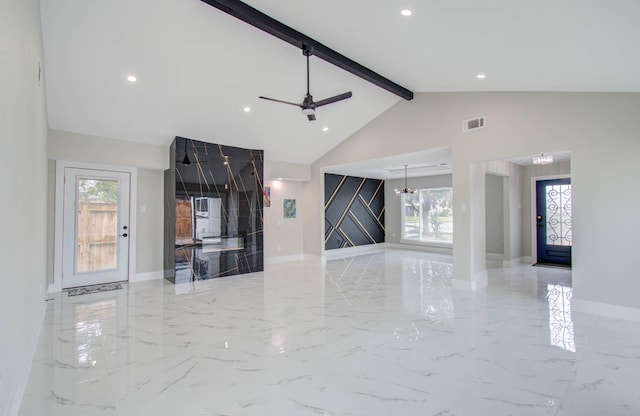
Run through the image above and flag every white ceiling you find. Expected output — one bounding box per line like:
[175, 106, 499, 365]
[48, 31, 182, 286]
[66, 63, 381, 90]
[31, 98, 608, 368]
[40, 0, 640, 166]
[325, 147, 453, 180]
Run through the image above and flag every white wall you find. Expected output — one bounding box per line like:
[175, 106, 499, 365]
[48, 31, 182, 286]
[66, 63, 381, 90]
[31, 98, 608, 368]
[0, 0, 49, 413]
[484, 160, 523, 264]
[265, 160, 310, 181]
[505, 163, 523, 264]
[304, 92, 640, 310]
[263, 180, 304, 260]
[48, 129, 168, 170]
[485, 174, 504, 255]
[136, 169, 165, 274]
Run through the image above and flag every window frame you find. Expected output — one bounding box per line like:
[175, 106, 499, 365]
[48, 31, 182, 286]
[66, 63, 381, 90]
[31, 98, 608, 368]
[400, 186, 453, 246]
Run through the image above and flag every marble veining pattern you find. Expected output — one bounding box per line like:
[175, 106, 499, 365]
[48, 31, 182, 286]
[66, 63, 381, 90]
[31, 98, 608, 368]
[19, 250, 640, 415]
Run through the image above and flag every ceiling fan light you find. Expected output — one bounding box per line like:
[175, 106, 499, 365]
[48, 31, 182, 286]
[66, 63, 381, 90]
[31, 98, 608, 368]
[301, 108, 315, 115]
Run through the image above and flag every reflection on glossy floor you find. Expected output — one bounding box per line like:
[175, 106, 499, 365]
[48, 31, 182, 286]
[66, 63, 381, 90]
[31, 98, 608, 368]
[19, 250, 640, 415]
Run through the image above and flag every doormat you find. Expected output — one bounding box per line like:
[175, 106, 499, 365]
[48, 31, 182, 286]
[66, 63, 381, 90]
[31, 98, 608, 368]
[532, 263, 571, 270]
[67, 282, 123, 297]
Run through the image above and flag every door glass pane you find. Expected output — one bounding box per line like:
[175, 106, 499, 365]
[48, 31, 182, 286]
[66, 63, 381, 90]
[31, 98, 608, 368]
[76, 178, 119, 273]
[545, 184, 572, 246]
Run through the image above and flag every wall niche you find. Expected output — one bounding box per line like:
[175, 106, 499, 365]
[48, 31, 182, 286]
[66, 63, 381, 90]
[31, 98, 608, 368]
[164, 136, 264, 283]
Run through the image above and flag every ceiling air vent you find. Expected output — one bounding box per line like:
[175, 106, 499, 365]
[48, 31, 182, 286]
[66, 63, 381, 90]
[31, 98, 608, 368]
[462, 116, 485, 132]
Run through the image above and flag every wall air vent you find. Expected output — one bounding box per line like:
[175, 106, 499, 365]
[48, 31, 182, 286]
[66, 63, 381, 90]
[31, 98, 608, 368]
[462, 116, 486, 132]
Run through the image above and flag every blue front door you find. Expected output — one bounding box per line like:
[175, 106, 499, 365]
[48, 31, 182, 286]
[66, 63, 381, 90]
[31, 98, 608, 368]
[536, 178, 572, 266]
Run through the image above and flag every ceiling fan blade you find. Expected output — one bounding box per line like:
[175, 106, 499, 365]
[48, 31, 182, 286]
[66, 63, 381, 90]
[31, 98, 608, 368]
[259, 96, 302, 107]
[314, 91, 352, 108]
[307, 113, 316, 121]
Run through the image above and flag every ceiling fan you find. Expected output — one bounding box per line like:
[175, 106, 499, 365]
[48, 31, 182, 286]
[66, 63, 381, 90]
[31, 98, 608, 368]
[259, 46, 352, 121]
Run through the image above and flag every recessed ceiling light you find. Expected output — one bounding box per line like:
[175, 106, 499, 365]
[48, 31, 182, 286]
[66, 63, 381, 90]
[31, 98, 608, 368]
[126, 75, 137, 83]
[322, 126, 329, 132]
[401, 9, 412, 16]
[476, 73, 486, 79]
[243, 106, 251, 112]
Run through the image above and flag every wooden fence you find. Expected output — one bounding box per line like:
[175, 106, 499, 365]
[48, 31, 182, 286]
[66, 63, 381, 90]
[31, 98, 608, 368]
[76, 202, 117, 272]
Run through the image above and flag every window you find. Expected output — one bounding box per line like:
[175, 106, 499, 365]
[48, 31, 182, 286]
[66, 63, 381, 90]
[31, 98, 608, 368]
[402, 187, 453, 244]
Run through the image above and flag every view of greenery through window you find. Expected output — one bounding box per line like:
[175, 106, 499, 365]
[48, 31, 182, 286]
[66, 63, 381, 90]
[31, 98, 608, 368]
[79, 178, 119, 203]
[402, 188, 453, 244]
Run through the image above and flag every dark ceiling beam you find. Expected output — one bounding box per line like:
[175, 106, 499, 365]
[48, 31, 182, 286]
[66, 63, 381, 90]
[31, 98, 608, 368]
[200, 0, 414, 101]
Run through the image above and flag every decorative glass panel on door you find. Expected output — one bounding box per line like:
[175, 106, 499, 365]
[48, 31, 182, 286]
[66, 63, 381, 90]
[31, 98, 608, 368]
[545, 184, 572, 246]
[76, 178, 119, 273]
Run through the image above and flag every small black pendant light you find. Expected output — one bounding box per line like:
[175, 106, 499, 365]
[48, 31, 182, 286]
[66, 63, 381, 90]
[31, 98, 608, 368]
[182, 139, 191, 165]
[394, 164, 416, 195]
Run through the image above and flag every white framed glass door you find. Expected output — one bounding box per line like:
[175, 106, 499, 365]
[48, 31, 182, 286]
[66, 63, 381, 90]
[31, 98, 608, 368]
[62, 168, 131, 288]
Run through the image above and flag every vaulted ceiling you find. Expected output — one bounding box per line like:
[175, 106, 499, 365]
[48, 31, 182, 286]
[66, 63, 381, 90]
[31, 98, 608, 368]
[41, 0, 640, 165]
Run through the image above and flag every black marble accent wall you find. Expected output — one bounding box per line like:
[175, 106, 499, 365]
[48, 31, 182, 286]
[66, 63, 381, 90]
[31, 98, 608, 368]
[324, 173, 385, 250]
[164, 136, 264, 283]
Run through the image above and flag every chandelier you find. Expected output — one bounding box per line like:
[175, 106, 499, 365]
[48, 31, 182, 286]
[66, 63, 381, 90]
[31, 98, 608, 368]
[533, 153, 553, 165]
[394, 165, 415, 195]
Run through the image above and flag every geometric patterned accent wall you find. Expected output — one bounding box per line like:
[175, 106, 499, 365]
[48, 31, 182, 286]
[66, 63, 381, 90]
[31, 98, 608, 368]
[324, 173, 385, 250]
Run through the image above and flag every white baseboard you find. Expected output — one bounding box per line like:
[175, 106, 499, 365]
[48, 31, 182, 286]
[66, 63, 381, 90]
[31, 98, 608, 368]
[573, 299, 640, 322]
[523, 256, 534, 264]
[452, 270, 488, 291]
[131, 270, 164, 283]
[323, 243, 386, 260]
[386, 242, 453, 255]
[474, 270, 488, 289]
[502, 256, 524, 268]
[265, 254, 304, 264]
[452, 279, 472, 290]
[486, 252, 504, 261]
[303, 254, 322, 262]
[48, 281, 61, 294]
[10, 296, 47, 416]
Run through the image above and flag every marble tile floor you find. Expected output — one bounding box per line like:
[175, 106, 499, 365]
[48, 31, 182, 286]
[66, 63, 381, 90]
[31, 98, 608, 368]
[18, 249, 640, 415]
